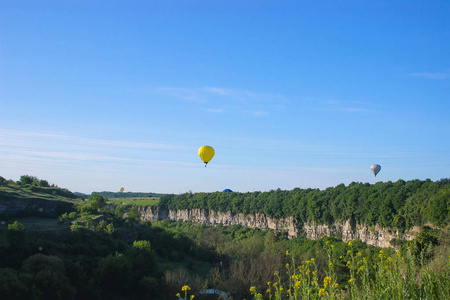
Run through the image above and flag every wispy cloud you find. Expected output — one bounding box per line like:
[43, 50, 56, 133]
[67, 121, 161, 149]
[303, 98, 378, 113]
[205, 108, 224, 113]
[408, 72, 449, 79]
[153, 86, 286, 116]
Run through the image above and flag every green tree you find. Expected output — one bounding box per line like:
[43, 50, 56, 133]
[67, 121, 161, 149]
[87, 192, 107, 211]
[21, 254, 75, 300]
[6, 221, 26, 247]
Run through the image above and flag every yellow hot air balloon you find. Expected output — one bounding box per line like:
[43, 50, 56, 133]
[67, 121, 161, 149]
[198, 145, 215, 167]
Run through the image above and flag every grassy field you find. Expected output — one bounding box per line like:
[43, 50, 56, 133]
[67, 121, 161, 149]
[107, 197, 160, 206]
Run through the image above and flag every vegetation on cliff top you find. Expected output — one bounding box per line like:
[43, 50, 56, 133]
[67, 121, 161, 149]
[159, 178, 450, 230]
[0, 175, 82, 203]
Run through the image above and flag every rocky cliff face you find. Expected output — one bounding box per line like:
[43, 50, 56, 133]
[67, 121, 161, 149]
[0, 197, 74, 216]
[138, 207, 416, 248]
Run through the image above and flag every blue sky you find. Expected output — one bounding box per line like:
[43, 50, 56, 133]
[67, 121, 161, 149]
[1, 0, 449, 194]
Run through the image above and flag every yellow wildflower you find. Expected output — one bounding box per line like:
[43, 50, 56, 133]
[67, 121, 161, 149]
[334, 283, 339, 288]
[176, 293, 180, 298]
[266, 289, 270, 293]
[318, 288, 328, 296]
[323, 276, 332, 288]
[306, 260, 311, 264]
[256, 293, 263, 299]
[348, 241, 353, 246]
[286, 250, 289, 256]
[182, 285, 191, 291]
[346, 261, 351, 267]
[267, 281, 271, 286]
[190, 296, 195, 300]
[250, 286, 256, 293]
[348, 278, 353, 283]
[280, 287, 284, 292]
[311, 258, 315, 261]
[357, 252, 362, 257]
[286, 263, 289, 267]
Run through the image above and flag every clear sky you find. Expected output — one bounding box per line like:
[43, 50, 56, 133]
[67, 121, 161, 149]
[1, 0, 449, 194]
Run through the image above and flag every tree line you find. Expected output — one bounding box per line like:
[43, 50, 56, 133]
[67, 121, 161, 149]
[159, 178, 450, 230]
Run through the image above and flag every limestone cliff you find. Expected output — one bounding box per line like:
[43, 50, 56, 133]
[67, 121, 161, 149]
[138, 207, 416, 248]
[0, 197, 74, 216]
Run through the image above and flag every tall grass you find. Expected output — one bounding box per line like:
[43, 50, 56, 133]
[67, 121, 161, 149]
[246, 241, 450, 300]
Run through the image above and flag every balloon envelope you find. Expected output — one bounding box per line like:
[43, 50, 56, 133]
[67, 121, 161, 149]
[370, 164, 381, 177]
[198, 146, 215, 166]
[223, 189, 233, 193]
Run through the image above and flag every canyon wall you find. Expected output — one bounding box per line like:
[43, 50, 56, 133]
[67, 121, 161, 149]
[138, 206, 416, 248]
[0, 197, 74, 217]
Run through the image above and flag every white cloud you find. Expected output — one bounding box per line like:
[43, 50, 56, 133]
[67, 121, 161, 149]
[205, 108, 224, 113]
[409, 72, 449, 79]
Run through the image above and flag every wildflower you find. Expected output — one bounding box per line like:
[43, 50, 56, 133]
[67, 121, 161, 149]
[323, 276, 332, 288]
[267, 281, 272, 286]
[250, 286, 256, 293]
[348, 278, 353, 283]
[326, 241, 330, 245]
[306, 260, 311, 264]
[379, 250, 384, 254]
[318, 288, 328, 296]
[346, 261, 351, 267]
[286, 263, 289, 267]
[345, 285, 349, 289]
[373, 265, 377, 269]
[286, 250, 289, 256]
[347, 250, 351, 254]
[334, 283, 339, 288]
[256, 293, 263, 299]
[190, 296, 195, 300]
[182, 285, 191, 291]
[280, 287, 284, 292]
[310, 258, 315, 262]
[329, 262, 333, 267]
[273, 282, 278, 287]
[266, 289, 270, 293]
[176, 293, 180, 298]
[348, 241, 353, 247]
[357, 252, 362, 257]
[339, 256, 343, 259]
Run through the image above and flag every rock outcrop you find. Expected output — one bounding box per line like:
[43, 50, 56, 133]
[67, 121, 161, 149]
[0, 197, 74, 217]
[138, 207, 416, 248]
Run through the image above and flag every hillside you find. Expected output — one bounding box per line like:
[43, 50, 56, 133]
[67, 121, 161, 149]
[0, 176, 82, 217]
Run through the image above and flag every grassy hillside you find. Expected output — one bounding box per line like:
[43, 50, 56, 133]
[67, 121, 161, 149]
[0, 175, 82, 203]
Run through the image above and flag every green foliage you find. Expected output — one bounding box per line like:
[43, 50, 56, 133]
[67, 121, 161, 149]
[0, 268, 31, 300]
[21, 254, 75, 300]
[159, 178, 450, 229]
[6, 221, 26, 247]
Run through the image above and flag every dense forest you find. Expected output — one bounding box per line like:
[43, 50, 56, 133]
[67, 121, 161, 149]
[159, 178, 450, 230]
